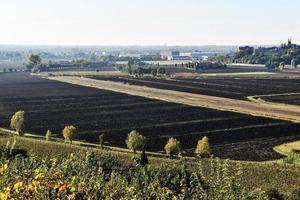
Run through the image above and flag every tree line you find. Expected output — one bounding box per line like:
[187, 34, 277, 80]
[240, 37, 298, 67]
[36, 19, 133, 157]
[9, 110, 211, 162]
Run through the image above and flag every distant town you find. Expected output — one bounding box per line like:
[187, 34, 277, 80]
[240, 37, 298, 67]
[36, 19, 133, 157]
[0, 40, 299, 73]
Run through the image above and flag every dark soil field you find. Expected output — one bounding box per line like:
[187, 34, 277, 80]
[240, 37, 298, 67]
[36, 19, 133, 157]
[262, 93, 300, 105]
[92, 77, 300, 104]
[1, 73, 300, 161]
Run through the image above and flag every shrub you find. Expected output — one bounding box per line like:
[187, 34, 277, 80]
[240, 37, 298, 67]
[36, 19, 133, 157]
[10, 111, 25, 136]
[99, 133, 104, 148]
[125, 130, 145, 153]
[164, 137, 181, 157]
[63, 125, 77, 144]
[195, 136, 211, 157]
[45, 130, 52, 141]
[139, 145, 148, 166]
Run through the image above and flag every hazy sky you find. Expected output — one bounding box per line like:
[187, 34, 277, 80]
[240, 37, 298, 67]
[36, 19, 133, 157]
[0, 0, 299, 46]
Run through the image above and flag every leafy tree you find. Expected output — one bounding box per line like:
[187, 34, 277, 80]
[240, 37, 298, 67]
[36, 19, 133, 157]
[45, 130, 52, 141]
[27, 54, 42, 70]
[125, 130, 145, 153]
[10, 111, 25, 136]
[164, 137, 181, 157]
[195, 136, 211, 157]
[63, 125, 77, 144]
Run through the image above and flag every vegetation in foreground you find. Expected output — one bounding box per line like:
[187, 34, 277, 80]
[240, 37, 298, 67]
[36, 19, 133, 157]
[0, 140, 277, 199]
[275, 141, 300, 165]
[0, 137, 300, 199]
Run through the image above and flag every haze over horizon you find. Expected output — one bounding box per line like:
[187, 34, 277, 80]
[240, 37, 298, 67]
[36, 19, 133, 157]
[0, 0, 299, 46]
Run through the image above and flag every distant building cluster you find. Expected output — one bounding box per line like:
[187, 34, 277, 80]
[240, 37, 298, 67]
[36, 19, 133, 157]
[239, 39, 300, 56]
[118, 50, 219, 61]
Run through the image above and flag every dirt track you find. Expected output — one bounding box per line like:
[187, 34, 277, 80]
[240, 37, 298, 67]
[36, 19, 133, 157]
[47, 76, 300, 123]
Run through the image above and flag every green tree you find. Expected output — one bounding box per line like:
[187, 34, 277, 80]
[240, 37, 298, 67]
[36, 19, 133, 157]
[27, 54, 42, 70]
[10, 111, 25, 135]
[125, 130, 145, 153]
[195, 136, 211, 157]
[63, 125, 77, 144]
[45, 130, 52, 141]
[164, 137, 181, 157]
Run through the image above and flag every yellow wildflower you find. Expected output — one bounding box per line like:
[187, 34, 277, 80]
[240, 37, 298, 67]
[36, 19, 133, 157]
[0, 163, 8, 175]
[34, 173, 44, 180]
[71, 176, 77, 182]
[14, 181, 23, 193]
[0, 187, 10, 200]
[70, 186, 76, 193]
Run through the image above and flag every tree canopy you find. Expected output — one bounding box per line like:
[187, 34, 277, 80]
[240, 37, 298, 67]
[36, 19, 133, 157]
[10, 111, 25, 135]
[125, 130, 145, 153]
[164, 137, 181, 157]
[63, 125, 77, 144]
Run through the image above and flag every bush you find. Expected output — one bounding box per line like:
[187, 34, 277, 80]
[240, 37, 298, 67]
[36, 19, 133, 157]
[125, 130, 145, 153]
[99, 133, 105, 148]
[164, 137, 181, 157]
[45, 130, 52, 141]
[63, 125, 77, 144]
[10, 111, 25, 135]
[195, 136, 211, 157]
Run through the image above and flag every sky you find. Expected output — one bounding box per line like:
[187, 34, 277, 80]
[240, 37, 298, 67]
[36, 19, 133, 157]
[0, 0, 299, 46]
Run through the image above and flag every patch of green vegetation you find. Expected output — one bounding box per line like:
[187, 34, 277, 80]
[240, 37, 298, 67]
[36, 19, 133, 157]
[1, 136, 300, 198]
[212, 40, 300, 70]
[0, 137, 284, 199]
[275, 141, 300, 165]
